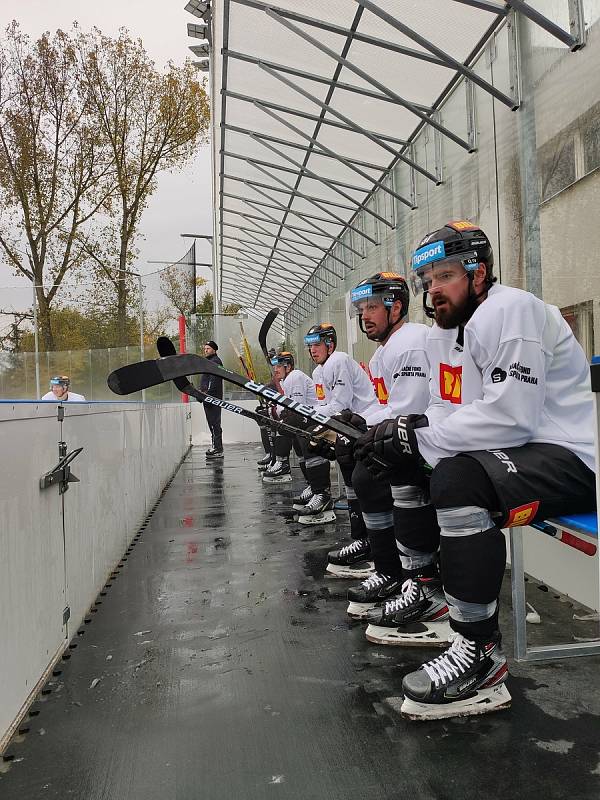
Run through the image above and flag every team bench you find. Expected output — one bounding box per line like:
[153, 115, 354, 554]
[508, 361, 600, 662]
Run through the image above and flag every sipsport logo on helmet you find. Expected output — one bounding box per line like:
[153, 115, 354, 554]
[304, 333, 322, 345]
[412, 241, 445, 270]
[351, 284, 373, 303]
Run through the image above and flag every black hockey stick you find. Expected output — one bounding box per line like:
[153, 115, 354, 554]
[258, 307, 279, 364]
[155, 336, 315, 440]
[107, 353, 361, 440]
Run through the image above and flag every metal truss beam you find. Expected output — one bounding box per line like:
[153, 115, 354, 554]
[230, 0, 449, 66]
[261, 64, 439, 185]
[224, 123, 386, 172]
[222, 235, 316, 269]
[221, 206, 333, 238]
[223, 189, 344, 229]
[263, 9, 473, 152]
[251, 135, 392, 229]
[356, 0, 518, 109]
[233, 165, 378, 245]
[222, 243, 313, 281]
[507, 0, 583, 49]
[254, 99, 414, 209]
[223, 150, 371, 195]
[221, 215, 331, 257]
[225, 50, 433, 114]
[224, 91, 410, 149]
[222, 260, 306, 293]
[221, 223, 321, 263]
[224, 168, 356, 212]
[450, 0, 506, 12]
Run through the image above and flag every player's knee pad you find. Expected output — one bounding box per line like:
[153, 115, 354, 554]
[352, 460, 392, 514]
[430, 455, 497, 510]
[440, 523, 506, 604]
[393, 503, 439, 554]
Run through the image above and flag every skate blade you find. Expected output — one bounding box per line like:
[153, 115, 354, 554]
[400, 684, 512, 721]
[297, 510, 336, 525]
[262, 475, 292, 483]
[347, 601, 377, 618]
[326, 562, 375, 580]
[365, 620, 451, 647]
[292, 502, 310, 511]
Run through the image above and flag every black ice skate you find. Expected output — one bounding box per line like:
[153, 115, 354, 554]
[326, 539, 375, 580]
[365, 576, 451, 647]
[292, 486, 313, 511]
[346, 572, 403, 618]
[296, 491, 336, 525]
[257, 453, 272, 471]
[401, 633, 511, 720]
[262, 458, 292, 484]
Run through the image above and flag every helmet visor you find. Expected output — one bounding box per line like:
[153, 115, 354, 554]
[304, 333, 323, 346]
[349, 285, 390, 318]
[410, 252, 479, 296]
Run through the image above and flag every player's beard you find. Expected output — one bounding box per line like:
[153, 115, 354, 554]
[432, 287, 480, 329]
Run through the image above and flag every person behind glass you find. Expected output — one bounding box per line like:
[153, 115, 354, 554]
[200, 340, 224, 459]
[41, 375, 86, 402]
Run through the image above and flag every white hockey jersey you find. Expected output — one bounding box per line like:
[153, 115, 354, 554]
[280, 369, 317, 407]
[318, 350, 380, 417]
[364, 322, 431, 426]
[415, 284, 595, 471]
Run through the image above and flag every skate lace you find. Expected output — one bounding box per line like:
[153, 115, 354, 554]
[422, 634, 476, 688]
[339, 539, 367, 557]
[361, 572, 389, 590]
[304, 493, 326, 511]
[384, 579, 418, 614]
[300, 487, 313, 501]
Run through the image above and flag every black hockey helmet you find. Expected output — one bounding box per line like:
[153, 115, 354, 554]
[270, 350, 294, 371]
[410, 220, 495, 318]
[350, 272, 410, 341]
[50, 375, 70, 387]
[304, 323, 337, 349]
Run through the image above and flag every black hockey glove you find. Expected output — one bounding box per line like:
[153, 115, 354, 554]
[306, 423, 337, 460]
[255, 405, 270, 429]
[354, 414, 429, 479]
[334, 409, 367, 468]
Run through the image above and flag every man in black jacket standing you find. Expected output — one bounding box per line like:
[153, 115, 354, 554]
[200, 340, 224, 459]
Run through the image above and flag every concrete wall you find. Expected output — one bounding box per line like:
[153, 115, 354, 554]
[0, 401, 190, 751]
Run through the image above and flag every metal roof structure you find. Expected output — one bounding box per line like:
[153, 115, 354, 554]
[186, 0, 586, 324]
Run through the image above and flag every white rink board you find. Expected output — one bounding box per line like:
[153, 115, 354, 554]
[191, 399, 262, 444]
[0, 401, 189, 750]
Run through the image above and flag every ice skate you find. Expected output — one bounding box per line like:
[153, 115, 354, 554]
[297, 492, 336, 525]
[365, 576, 451, 647]
[262, 458, 292, 484]
[326, 539, 375, 579]
[346, 572, 403, 618]
[400, 633, 511, 720]
[257, 453, 272, 472]
[292, 486, 313, 512]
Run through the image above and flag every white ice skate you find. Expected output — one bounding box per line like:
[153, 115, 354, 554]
[399, 633, 512, 720]
[296, 492, 336, 525]
[365, 577, 451, 647]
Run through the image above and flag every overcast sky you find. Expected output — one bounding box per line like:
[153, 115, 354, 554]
[0, 0, 213, 314]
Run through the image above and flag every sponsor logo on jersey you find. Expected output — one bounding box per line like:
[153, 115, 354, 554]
[439, 364, 462, 403]
[372, 375, 388, 404]
[351, 284, 373, 302]
[412, 241, 446, 269]
[505, 500, 540, 527]
[491, 367, 507, 383]
[315, 383, 325, 400]
[508, 361, 538, 385]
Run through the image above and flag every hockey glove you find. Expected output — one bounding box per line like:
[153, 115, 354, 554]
[255, 405, 271, 429]
[306, 424, 337, 460]
[354, 414, 429, 479]
[334, 409, 367, 468]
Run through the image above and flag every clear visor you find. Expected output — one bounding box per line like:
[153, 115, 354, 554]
[349, 291, 389, 319]
[409, 253, 478, 296]
[50, 379, 69, 386]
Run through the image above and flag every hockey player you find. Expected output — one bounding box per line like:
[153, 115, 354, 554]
[354, 220, 596, 719]
[263, 352, 317, 485]
[298, 323, 379, 524]
[327, 274, 431, 628]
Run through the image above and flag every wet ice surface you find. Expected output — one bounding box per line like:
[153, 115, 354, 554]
[1, 445, 599, 800]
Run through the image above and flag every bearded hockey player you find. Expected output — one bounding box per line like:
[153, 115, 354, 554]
[355, 220, 596, 720]
[263, 352, 317, 485]
[327, 274, 431, 628]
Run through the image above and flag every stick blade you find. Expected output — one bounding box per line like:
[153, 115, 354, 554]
[107, 359, 165, 395]
[157, 336, 177, 358]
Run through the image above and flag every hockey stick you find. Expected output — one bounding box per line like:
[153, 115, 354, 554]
[107, 353, 361, 440]
[155, 337, 317, 441]
[258, 307, 279, 364]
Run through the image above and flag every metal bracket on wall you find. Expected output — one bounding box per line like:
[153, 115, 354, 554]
[507, 10, 522, 109]
[466, 79, 478, 153]
[568, 0, 587, 49]
[40, 444, 83, 495]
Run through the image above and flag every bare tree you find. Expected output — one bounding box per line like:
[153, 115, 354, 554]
[77, 28, 210, 343]
[0, 24, 114, 350]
